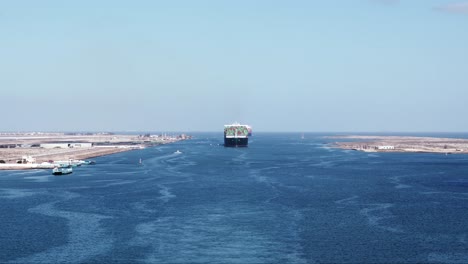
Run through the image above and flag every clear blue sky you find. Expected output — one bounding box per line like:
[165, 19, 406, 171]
[1, 0, 467, 132]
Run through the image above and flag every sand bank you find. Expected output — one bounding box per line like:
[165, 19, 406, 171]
[329, 135, 468, 154]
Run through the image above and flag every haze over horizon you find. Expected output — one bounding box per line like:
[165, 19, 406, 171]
[1, 0, 467, 132]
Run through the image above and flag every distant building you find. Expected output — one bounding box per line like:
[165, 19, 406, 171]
[0, 144, 16, 148]
[40, 143, 93, 149]
[40, 143, 69, 149]
[377, 146, 395, 150]
[21, 156, 36, 164]
[70, 143, 93, 148]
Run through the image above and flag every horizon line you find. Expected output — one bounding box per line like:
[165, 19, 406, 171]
[2, 131, 468, 134]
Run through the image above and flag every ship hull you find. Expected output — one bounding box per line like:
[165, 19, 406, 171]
[224, 137, 248, 147]
[53, 171, 73, 176]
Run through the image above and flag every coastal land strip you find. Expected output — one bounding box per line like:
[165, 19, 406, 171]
[0, 133, 189, 170]
[329, 135, 468, 154]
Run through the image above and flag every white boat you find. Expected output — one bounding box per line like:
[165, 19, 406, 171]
[174, 150, 182, 154]
[52, 166, 73, 176]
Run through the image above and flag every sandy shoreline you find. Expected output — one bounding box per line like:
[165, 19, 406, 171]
[0, 148, 132, 170]
[329, 135, 468, 154]
[0, 133, 188, 170]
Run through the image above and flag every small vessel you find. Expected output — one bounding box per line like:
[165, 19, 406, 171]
[174, 150, 182, 154]
[55, 159, 84, 167]
[139, 158, 142, 165]
[52, 166, 73, 176]
[224, 123, 251, 147]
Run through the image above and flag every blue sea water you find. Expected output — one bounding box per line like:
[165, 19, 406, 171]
[1, 133, 468, 263]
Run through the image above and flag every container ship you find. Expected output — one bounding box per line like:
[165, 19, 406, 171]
[224, 123, 251, 147]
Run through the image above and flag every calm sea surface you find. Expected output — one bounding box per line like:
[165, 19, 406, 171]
[1, 133, 468, 263]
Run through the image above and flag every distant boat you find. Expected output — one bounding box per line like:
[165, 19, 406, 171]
[55, 159, 94, 167]
[52, 166, 73, 176]
[139, 158, 142, 165]
[301, 133, 305, 140]
[174, 150, 182, 154]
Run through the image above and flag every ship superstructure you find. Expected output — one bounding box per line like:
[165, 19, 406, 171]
[224, 123, 250, 147]
[246, 125, 253, 137]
